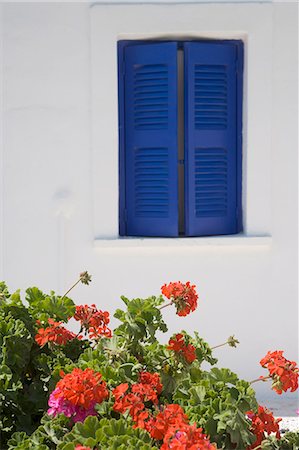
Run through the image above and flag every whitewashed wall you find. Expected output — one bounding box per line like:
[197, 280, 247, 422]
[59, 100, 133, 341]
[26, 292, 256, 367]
[0, 2, 297, 405]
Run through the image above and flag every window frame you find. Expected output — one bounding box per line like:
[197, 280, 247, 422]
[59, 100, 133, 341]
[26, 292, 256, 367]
[118, 38, 244, 237]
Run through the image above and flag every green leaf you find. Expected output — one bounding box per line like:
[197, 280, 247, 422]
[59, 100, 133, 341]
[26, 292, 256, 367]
[0, 364, 12, 381]
[59, 417, 156, 450]
[26, 287, 75, 323]
[9, 290, 22, 306]
[114, 309, 126, 321]
[189, 367, 203, 382]
[230, 386, 239, 400]
[204, 418, 217, 437]
[190, 385, 206, 403]
[114, 296, 168, 351]
[161, 372, 177, 395]
[25, 287, 45, 308]
[58, 444, 74, 450]
[1, 318, 33, 370]
[209, 367, 239, 385]
[120, 296, 130, 306]
[0, 281, 10, 299]
[71, 415, 99, 441]
[7, 432, 28, 449]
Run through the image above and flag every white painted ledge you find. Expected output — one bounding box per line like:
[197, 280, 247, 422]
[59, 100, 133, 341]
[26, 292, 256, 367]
[94, 234, 272, 250]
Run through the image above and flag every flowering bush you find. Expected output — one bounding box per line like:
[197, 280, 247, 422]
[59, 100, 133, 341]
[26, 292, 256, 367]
[0, 275, 298, 450]
[0, 276, 90, 446]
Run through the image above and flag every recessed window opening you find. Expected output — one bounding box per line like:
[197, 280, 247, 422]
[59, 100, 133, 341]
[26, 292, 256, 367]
[118, 39, 243, 238]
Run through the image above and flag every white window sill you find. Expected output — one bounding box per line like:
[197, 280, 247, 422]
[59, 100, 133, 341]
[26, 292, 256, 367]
[94, 234, 272, 250]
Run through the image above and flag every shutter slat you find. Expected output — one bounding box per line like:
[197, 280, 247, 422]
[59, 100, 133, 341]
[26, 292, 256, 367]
[123, 42, 178, 236]
[184, 42, 241, 236]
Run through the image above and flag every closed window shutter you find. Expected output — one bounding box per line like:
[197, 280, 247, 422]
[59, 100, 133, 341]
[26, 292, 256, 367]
[184, 42, 240, 236]
[121, 42, 179, 237]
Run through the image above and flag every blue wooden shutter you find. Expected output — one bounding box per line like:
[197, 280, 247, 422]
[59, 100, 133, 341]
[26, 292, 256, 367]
[184, 42, 242, 236]
[122, 42, 178, 237]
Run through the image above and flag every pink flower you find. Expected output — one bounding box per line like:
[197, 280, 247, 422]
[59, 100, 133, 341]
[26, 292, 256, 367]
[72, 403, 98, 423]
[48, 388, 76, 417]
[47, 387, 97, 422]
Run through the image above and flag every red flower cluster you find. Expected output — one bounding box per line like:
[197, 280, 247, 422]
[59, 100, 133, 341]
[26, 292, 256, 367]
[260, 350, 299, 394]
[161, 282, 198, 316]
[136, 371, 163, 403]
[113, 371, 163, 427]
[146, 404, 216, 450]
[167, 334, 196, 364]
[246, 405, 281, 449]
[162, 424, 217, 450]
[56, 368, 108, 409]
[35, 319, 76, 347]
[114, 383, 216, 450]
[146, 404, 188, 441]
[74, 304, 112, 340]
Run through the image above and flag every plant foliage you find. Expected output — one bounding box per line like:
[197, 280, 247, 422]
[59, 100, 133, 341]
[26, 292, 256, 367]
[0, 277, 298, 450]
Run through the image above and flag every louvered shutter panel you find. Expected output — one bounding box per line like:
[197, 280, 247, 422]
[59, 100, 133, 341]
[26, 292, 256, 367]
[122, 42, 178, 237]
[184, 42, 240, 236]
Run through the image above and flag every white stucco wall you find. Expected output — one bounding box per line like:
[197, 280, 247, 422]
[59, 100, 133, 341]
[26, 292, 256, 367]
[0, 1, 297, 407]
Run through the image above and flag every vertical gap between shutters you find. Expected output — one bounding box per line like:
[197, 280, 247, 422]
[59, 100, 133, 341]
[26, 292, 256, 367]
[177, 48, 185, 235]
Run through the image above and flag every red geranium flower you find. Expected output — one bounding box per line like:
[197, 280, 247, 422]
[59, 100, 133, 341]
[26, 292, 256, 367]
[161, 282, 198, 316]
[183, 344, 197, 364]
[168, 334, 185, 352]
[260, 350, 299, 394]
[74, 304, 98, 326]
[113, 372, 162, 424]
[35, 319, 76, 347]
[246, 405, 281, 449]
[145, 403, 216, 449]
[146, 404, 188, 441]
[88, 325, 112, 340]
[113, 383, 129, 400]
[55, 368, 108, 409]
[113, 391, 145, 422]
[89, 310, 110, 328]
[161, 423, 217, 450]
[138, 371, 163, 397]
[74, 304, 112, 340]
[168, 334, 196, 364]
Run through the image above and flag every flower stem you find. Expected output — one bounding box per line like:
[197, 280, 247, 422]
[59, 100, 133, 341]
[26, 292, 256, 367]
[74, 327, 83, 340]
[211, 342, 229, 350]
[159, 301, 173, 310]
[61, 279, 81, 300]
[249, 375, 271, 385]
[211, 335, 239, 350]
